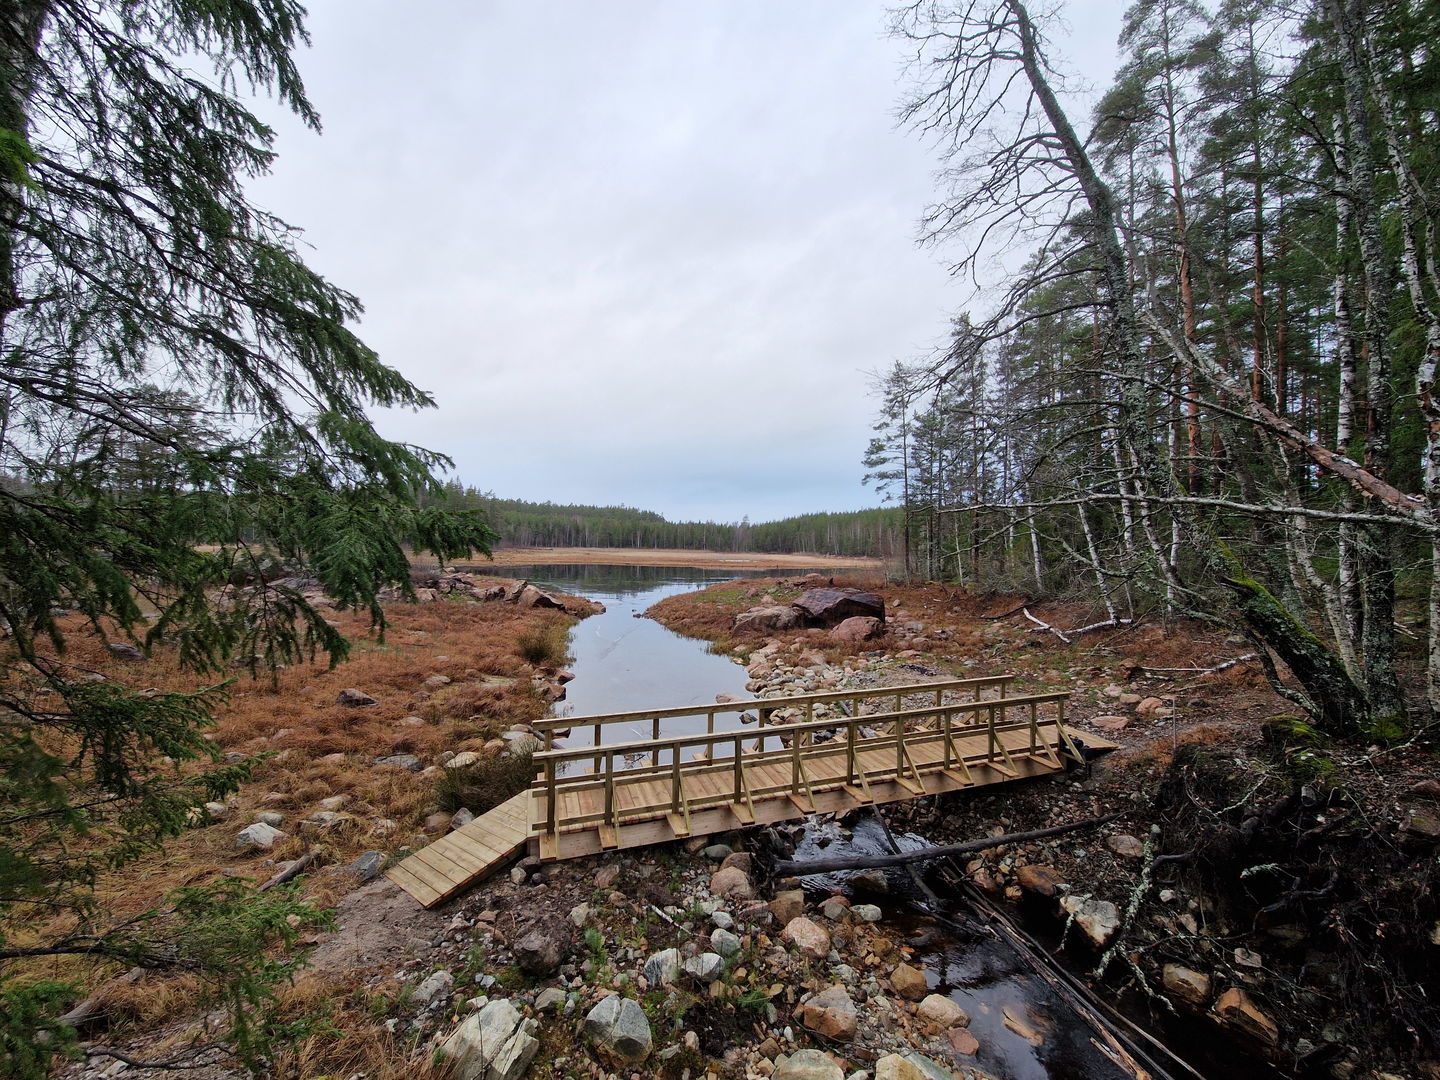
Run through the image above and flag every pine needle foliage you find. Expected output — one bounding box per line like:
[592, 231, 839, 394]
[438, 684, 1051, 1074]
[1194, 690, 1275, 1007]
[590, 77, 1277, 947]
[0, 1, 496, 1073]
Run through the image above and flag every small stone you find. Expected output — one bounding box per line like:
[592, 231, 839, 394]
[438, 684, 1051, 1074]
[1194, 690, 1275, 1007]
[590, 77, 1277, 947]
[711, 928, 742, 957]
[683, 953, 726, 984]
[317, 795, 348, 811]
[568, 902, 592, 928]
[821, 897, 850, 921]
[781, 917, 831, 959]
[235, 822, 285, 849]
[890, 963, 928, 1001]
[376, 754, 422, 771]
[1091, 715, 1130, 731]
[1214, 987, 1280, 1048]
[106, 642, 144, 660]
[411, 969, 453, 1005]
[594, 864, 621, 889]
[534, 987, 566, 1012]
[336, 688, 378, 707]
[1162, 964, 1212, 1007]
[584, 995, 652, 1065]
[772, 1049, 844, 1080]
[702, 843, 734, 860]
[795, 984, 858, 1041]
[719, 851, 753, 874]
[1106, 834, 1145, 859]
[709, 865, 755, 900]
[347, 850, 388, 882]
[874, 1052, 954, 1080]
[917, 994, 968, 1028]
[1059, 895, 1121, 948]
[711, 910, 734, 930]
[643, 948, 682, 987]
[851, 904, 882, 922]
[769, 889, 806, 925]
[947, 1027, 980, 1056]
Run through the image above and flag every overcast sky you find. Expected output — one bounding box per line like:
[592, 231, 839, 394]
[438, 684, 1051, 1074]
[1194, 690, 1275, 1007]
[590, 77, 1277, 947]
[251, 1, 1123, 524]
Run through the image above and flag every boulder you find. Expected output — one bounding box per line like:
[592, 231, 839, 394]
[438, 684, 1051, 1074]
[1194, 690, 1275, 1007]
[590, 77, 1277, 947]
[891, 962, 928, 1001]
[792, 588, 885, 628]
[795, 984, 858, 1041]
[513, 584, 565, 610]
[412, 969, 453, 1005]
[711, 927, 742, 957]
[1214, 987, 1280, 1048]
[437, 998, 540, 1080]
[336, 688, 377, 707]
[829, 616, 884, 643]
[346, 851, 388, 883]
[106, 642, 144, 660]
[734, 605, 803, 634]
[1091, 715, 1130, 731]
[584, 995, 652, 1065]
[772, 1049, 844, 1080]
[781, 916, 831, 959]
[1059, 895, 1121, 948]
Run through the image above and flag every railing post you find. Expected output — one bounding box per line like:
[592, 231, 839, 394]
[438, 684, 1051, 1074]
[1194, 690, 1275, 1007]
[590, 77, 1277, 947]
[604, 749, 616, 828]
[1029, 700, 1039, 754]
[652, 716, 661, 768]
[846, 721, 856, 785]
[942, 709, 952, 769]
[671, 752, 681, 815]
[987, 703, 996, 764]
[592, 720, 601, 775]
[733, 734, 743, 804]
[895, 715, 904, 779]
[545, 757, 557, 834]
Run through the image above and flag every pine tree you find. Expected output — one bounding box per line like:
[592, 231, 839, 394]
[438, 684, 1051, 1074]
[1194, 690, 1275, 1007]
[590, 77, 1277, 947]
[0, 3, 494, 1072]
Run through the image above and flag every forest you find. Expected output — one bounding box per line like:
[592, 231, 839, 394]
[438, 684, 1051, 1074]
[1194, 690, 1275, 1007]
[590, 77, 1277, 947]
[420, 486, 904, 558]
[865, 0, 1440, 734]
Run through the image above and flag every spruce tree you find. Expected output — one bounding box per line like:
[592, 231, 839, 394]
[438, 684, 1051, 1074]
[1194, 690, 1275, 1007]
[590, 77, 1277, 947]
[0, 2, 494, 1072]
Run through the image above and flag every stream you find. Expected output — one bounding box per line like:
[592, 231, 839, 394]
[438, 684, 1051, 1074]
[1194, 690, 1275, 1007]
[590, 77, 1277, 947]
[479, 562, 1181, 1080]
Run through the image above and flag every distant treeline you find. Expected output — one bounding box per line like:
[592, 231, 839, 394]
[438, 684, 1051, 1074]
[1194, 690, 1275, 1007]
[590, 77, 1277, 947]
[422, 485, 901, 558]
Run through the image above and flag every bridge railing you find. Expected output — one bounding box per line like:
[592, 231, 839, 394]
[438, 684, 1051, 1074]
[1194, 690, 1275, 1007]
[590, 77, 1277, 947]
[530, 689, 1074, 835]
[531, 674, 1018, 760]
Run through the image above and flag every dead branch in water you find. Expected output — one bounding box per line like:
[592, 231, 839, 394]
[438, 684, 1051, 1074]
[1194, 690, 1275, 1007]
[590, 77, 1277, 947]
[771, 813, 1125, 876]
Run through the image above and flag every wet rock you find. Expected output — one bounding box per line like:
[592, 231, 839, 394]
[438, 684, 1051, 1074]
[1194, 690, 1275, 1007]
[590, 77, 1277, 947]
[1015, 864, 1066, 898]
[437, 998, 540, 1080]
[1059, 895, 1121, 948]
[1214, 987, 1280, 1048]
[890, 962, 928, 1002]
[584, 994, 652, 1065]
[1162, 964, 1212, 1008]
[917, 994, 969, 1028]
[709, 865, 755, 900]
[336, 688, 377, 707]
[772, 1049, 844, 1080]
[770, 889, 806, 925]
[796, 984, 858, 1041]
[781, 916, 831, 959]
[947, 1027, 980, 1056]
[1003, 1004, 1042, 1045]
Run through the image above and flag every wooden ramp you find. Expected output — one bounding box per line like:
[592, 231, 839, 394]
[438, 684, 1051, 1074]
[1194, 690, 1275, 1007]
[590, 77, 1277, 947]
[384, 790, 530, 908]
[387, 678, 1114, 907]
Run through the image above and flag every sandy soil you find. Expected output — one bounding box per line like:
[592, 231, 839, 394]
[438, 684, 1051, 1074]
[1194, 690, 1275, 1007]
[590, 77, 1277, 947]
[476, 546, 885, 571]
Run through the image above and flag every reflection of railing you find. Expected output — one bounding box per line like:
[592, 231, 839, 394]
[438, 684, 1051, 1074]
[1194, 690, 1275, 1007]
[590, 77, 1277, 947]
[531, 687, 1076, 839]
[531, 675, 1018, 764]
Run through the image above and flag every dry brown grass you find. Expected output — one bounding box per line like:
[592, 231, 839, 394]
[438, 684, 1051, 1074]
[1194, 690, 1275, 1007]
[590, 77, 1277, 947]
[4, 590, 580, 1028]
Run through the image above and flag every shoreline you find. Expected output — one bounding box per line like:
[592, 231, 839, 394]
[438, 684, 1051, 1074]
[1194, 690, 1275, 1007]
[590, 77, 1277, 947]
[469, 546, 885, 571]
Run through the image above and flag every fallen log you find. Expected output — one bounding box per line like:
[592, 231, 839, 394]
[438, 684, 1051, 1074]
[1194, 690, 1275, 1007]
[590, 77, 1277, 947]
[258, 849, 321, 892]
[772, 812, 1126, 877]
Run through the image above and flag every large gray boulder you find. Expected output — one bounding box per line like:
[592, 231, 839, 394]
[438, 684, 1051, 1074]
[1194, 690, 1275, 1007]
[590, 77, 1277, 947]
[773, 1050, 845, 1080]
[792, 588, 885, 628]
[437, 998, 540, 1080]
[584, 994, 652, 1065]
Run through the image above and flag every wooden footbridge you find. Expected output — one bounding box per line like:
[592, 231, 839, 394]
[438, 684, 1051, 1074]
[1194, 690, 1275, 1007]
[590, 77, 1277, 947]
[386, 676, 1111, 907]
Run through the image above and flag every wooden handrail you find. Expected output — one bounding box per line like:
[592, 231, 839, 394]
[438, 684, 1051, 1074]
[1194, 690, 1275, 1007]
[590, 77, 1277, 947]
[532, 691, 1070, 768]
[531, 675, 1016, 734]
